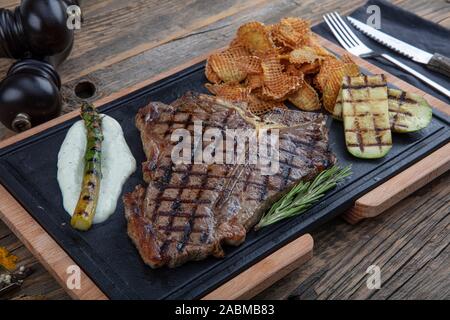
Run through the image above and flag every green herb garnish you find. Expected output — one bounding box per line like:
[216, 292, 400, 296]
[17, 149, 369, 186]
[255, 165, 352, 230]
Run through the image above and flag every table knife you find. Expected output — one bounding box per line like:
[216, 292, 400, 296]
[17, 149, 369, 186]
[347, 17, 450, 78]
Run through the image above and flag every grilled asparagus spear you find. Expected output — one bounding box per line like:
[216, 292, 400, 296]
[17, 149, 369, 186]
[342, 74, 392, 159]
[71, 103, 103, 231]
[334, 88, 432, 133]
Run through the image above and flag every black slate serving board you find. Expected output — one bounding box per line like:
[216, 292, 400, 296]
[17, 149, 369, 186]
[0, 62, 449, 299]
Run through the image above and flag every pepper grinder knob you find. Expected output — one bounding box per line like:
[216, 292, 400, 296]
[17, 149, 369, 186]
[0, 0, 75, 60]
[0, 59, 62, 132]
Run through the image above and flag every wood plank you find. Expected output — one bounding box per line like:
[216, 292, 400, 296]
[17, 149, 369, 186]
[59, 0, 449, 116]
[0, 0, 269, 81]
[256, 172, 449, 300]
[1, 0, 448, 132]
[0, 184, 107, 300]
[3, 0, 447, 134]
[0, 52, 215, 149]
[203, 234, 313, 300]
[0, 225, 70, 300]
[344, 143, 450, 224]
[58, 0, 270, 83]
[58, 0, 366, 112]
[0, 0, 368, 81]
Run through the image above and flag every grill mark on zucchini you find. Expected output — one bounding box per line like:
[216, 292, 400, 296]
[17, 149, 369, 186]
[341, 98, 386, 103]
[343, 112, 382, 117]
[347, 143, 392, 147]
[348, 78, 365, 152]
[391, 91, 406, 130]
[364, 76, 383, 152]
[341, 83, 385, 90]
[388, 88, 432, 133]
[342, 75, 391, 158]
[345, 128, 390, 133]
[387, 94, 416, 104]
[392, 123, 408, 128]
[388, 108, 413, 116]
[336, 83, 432, 134]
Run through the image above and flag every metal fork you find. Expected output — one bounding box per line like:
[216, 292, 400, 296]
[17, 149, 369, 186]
[323, 12, 450, 99]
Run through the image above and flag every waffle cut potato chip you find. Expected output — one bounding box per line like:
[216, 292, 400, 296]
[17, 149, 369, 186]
[261, 55, 302, 100]
[205, 59, 222, 84]
[208, 46, 250, 83]
[229, 37, 243, 48]
[288, 81, 321, 111]
[205, 83, 251, 101]
[285, 46, 323, 65]
[285, 64, 303, 77]
[333, 87, 344, 120]
[204, 17, 361, 117]
[314, 56, 343, 92]
[245, 73, 264, 90]
[246, 93, 287, 116]
[297, 60, 322, 75]
[320, 55, 360, 113]
[340, 54, 361, 70]
[236, 21, 275, 55]
[237, 55, 263, 74]
[271, 17, 311, 49]
[307, 34, 334, 57]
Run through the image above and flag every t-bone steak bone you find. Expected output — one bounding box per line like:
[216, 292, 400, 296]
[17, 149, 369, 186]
[123, 92, 335, 268]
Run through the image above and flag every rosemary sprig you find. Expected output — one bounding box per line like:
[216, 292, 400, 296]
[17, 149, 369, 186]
[255, 165, 352, 230]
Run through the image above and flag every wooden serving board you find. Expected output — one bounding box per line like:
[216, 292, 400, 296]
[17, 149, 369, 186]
[0, 35, 448, 300]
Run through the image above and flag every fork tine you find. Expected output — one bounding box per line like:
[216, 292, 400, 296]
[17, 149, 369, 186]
[327, 13, 358, 47]
[332, 12, 365, 47]
[323, 14, 352, 51]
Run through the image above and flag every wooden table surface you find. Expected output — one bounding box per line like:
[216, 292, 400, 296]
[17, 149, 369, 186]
[0, 0, 449, 300]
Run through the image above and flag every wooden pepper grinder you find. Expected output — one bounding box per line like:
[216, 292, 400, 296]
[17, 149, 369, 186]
[0, 0, 81, 132]
[0, 0, 79, 60]
[0, 59, 62, 132]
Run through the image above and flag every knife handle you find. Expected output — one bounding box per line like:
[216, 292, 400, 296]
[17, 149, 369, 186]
[380, 53, 450, 99]
[427, 53, 450, 78]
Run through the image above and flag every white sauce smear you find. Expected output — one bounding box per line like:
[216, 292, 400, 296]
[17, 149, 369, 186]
[57, 115, 136, 224]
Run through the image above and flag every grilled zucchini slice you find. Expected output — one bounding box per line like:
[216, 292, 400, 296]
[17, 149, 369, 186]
[334, 88, 432, 133]
[388, 89, 432, 133]
[333, 87, 344, 120]
[342, 75, 392, 159]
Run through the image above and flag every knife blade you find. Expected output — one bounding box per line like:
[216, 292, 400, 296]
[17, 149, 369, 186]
[347, 17, 450, 78]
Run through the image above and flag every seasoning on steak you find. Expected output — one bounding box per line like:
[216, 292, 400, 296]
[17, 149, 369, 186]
[123, 92, 335, 268]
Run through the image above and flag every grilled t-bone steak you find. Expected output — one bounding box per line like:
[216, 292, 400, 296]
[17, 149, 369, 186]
[123, 92, 335, 268]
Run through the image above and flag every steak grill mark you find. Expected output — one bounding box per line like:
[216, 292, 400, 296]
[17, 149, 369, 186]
[365, 76, 383, 152]
[124, 93, 335, 268]
[155, 108, 237, 253]
[151, 108, 178, 223]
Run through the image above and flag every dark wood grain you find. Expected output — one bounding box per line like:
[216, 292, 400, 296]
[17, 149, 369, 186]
[0, 0, 449, 300]
[428, 53, 450, 78]
[0, 221, 70, 300]
[256, 172, 449, 300]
